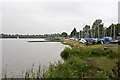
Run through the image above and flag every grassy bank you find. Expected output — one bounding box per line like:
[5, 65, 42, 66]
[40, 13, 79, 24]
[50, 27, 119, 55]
[3, 39, 119, 79]
[45, 39, 119, 78]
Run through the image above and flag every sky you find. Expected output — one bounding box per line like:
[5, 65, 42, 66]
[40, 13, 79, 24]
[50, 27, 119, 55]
[0, 0, 119, 34]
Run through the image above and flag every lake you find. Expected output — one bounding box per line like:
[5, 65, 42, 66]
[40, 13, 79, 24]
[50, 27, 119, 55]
[2, 39, 69, 78]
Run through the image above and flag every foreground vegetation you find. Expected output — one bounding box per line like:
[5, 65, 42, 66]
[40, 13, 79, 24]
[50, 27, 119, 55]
[44, 40, 119, 78]
[2, 39, 119, 79]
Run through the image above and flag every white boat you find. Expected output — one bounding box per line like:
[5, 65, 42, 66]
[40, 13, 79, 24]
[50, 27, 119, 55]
[79, 38, 86, 43]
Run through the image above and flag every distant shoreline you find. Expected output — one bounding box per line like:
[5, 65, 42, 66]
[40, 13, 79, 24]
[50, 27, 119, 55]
[28, 40, 60, 42]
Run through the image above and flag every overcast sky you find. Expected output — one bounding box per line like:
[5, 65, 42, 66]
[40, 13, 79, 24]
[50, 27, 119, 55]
[0, 0, 119, 34]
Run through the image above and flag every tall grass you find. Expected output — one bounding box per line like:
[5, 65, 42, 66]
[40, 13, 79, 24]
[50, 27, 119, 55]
[45, 41, 118, 78]
[23, 64, 46, 79]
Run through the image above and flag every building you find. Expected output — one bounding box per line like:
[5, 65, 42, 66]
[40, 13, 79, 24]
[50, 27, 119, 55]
[118, 1, 120, 23]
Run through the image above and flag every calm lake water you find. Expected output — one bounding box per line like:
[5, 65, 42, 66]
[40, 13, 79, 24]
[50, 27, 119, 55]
[2, 39, 69, 78]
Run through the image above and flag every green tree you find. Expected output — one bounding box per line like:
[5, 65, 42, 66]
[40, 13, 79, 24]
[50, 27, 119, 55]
[116, 24, 120, 37]
[70, 28, 77, 37]
[83, 25, 90, 38]
[79, 30, 83, 38]
[61, 32, 68, 38]
[99, 24, 104, 38]
[92, 19, 103, 38]
[106, 23, 120, 38]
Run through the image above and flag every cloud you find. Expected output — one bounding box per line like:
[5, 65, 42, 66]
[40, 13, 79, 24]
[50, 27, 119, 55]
[1, 1, 119, 34]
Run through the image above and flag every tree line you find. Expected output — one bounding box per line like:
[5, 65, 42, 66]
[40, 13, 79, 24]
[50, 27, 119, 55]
[63, 19, 120, 39]
[0, 33, 61, 38]
[1, 19, 120, 39]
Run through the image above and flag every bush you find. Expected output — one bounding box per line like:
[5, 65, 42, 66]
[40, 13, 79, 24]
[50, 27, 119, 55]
[60, 48, 72, 60]
[45, 57, 90, 78]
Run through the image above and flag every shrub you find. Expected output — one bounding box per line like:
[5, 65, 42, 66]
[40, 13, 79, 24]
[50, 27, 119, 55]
[60, 48, 72, 60]
[45, 57, 90, 78]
